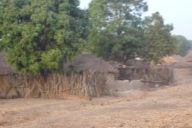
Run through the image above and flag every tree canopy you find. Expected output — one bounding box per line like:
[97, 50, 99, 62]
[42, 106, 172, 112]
[88, 0, 148, 62]
[0, 0, 183, 74]
[0, 0, 84, 73]
[88, 0, 177, 63]
[142, 12, 177, 62]
[174, 35, 192, 56]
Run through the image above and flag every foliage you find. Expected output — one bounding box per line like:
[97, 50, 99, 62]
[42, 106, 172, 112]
[0, 0, 85, 73]
[173, 35, 192, 56]
[88, 0, 148, 62]
[88, 1, 177, 63]
[0, 0, 185, 71]
[142, 12, 177, 62]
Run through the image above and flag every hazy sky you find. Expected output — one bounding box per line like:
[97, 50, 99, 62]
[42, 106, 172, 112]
[79, 0, 192, 40]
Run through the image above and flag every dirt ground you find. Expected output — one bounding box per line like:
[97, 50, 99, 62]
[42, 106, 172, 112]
[0, 84, 192, 128]
[1, 68, 192, 128]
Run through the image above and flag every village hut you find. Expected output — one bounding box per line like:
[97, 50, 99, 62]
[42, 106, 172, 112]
[61, 53, 119, 97]
[63, 52, 118, 84]
[117, 59, 148, 80]
[19, 53, 118, 98]
[0, 52, 119, 99]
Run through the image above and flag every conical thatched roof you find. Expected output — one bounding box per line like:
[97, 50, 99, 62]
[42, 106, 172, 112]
[64, 53, 117, 73]
[0, 53, 14, 75]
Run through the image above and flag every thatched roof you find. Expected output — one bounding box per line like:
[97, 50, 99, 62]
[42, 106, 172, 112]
[64, 53, 118, 73]
[0, 53, 14, 75]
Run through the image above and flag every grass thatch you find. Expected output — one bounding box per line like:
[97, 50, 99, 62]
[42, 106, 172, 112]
[1, 72, 108, 99]
[64, 52, 118, 73]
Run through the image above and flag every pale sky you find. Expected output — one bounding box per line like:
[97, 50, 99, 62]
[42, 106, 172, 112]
[79, 0, 192, 40]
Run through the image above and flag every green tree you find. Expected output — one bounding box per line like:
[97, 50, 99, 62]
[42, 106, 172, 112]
[88, 0, 148, 62]
[0, 0, 84, 73]
[173, 35, 192, 56]
[143, 12, 177, 62]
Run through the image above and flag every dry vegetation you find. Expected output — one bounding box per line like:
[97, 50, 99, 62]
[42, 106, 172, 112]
[0, 72, 108, 99]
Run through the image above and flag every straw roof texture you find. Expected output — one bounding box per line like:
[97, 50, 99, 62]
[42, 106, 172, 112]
[64, 53, 117, 73]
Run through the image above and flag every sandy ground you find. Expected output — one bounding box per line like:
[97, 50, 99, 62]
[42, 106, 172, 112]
[0, 84, 192, 128]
